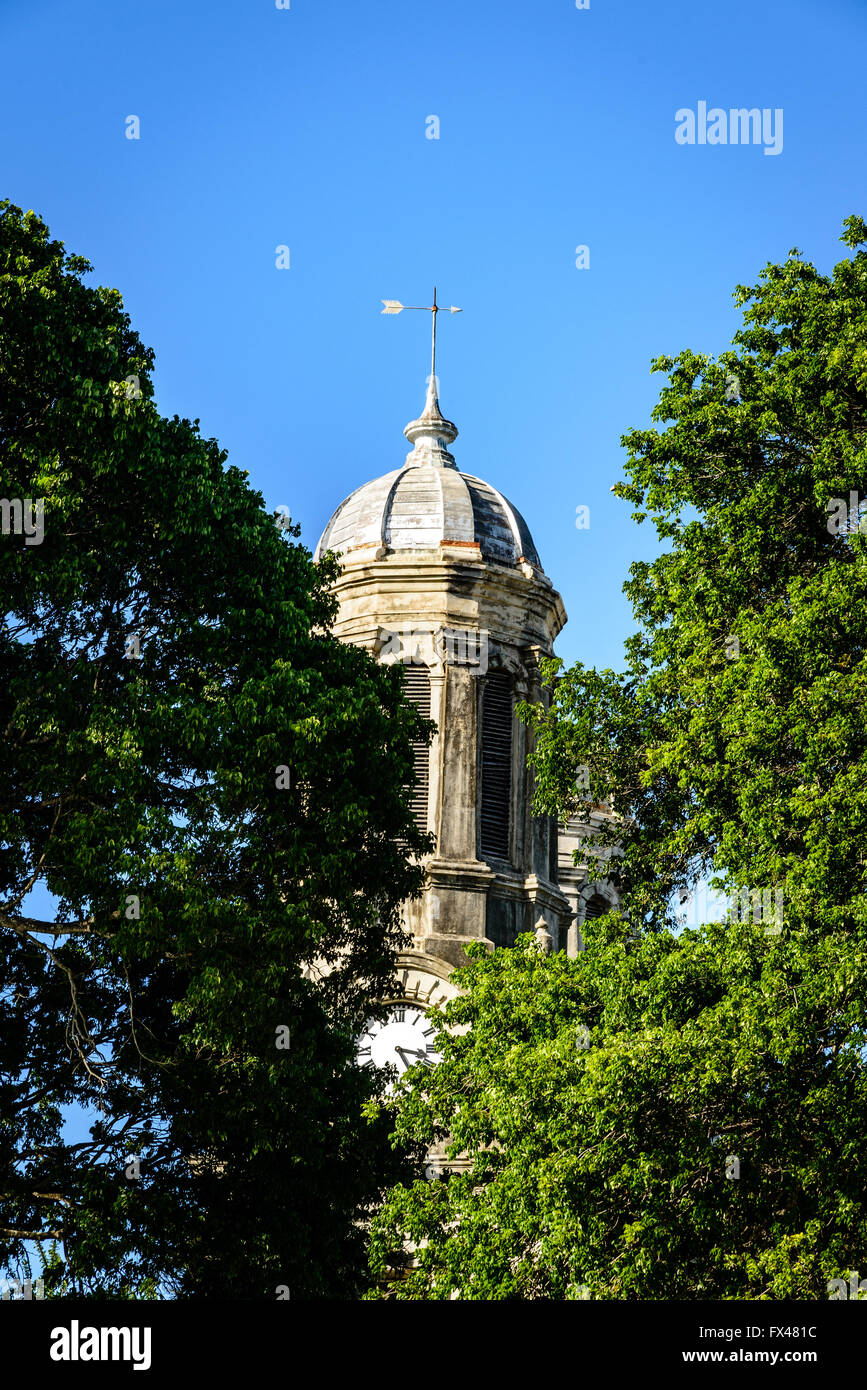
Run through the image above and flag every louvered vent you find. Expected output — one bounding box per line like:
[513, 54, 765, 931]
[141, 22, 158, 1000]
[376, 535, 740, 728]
[486, 919, 516, 950]
[402, 665, 431, 832]
[583, 894, 610, 922]
[480, 673, 512, 861]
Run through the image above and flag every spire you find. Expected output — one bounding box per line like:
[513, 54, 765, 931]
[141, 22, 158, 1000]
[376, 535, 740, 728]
[403, 366, 459, 469]
[381, 287, 462, 469]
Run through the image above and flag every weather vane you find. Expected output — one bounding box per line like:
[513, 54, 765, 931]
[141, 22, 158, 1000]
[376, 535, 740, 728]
[381, 286, 462, 389]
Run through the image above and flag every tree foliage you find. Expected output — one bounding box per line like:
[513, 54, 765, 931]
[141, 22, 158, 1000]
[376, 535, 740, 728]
[524, 214, 867, 930]
[368, 219, 867, 1300]
[369, 926, 867, 1300]
[0, 202, 430, 1298]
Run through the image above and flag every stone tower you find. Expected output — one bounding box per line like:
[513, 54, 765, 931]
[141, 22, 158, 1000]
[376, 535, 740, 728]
[315, 371, 574, 969]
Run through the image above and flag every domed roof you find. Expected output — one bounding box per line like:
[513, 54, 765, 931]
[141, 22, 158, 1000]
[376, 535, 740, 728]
[314, 378, 542, 570]
[315, 464, 540, 568]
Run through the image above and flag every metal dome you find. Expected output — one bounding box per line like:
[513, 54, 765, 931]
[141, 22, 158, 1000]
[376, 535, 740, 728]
[314, 376, 542, 570]
[314, 465, 541, 569]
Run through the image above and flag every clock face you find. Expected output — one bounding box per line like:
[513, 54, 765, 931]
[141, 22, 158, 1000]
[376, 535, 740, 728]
[356, 1002, 441, 1080]
[354, 960, 459, 1089]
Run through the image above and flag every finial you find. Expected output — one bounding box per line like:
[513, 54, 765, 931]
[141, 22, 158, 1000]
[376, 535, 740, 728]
[381, 288, 463, 468]
[534, 915, 553, 953]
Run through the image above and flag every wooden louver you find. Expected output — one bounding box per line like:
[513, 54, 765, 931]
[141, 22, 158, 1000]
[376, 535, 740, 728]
[402, 664, 431, 832]
[480, 672, 512, 860]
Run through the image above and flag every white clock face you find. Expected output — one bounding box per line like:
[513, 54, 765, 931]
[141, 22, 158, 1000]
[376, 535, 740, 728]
[356, 1003, 441, 1080]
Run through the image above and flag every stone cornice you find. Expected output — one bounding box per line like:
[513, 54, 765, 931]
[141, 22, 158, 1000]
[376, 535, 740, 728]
[327, 550, 567, 646]
[425, 857, 496, 894]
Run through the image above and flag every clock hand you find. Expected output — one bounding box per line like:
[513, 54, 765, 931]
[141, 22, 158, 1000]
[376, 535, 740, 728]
[395, 1046, 434, 1068]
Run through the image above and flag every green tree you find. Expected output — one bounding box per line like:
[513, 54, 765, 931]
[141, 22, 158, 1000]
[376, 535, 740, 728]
[367, 219, 867, 1299]
[0, 202, 430, 1298]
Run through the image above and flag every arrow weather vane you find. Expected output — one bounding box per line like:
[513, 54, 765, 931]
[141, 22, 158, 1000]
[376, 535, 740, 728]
[381, 286, 462, 388]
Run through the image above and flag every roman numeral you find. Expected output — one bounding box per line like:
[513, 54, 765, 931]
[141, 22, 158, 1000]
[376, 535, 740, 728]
[422, 1027, 436, 1038]
[426, 1044, 437, 1055]
[392, 1007, 405, 1022]
[358, 1047, 371, 1057]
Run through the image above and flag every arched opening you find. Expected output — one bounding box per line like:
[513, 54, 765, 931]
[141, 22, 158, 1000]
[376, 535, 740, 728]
[582, 892, 612, 923]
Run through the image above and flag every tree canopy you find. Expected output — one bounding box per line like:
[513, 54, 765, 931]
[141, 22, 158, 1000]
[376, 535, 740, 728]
[0, 202, 430, 1298]
[367, 218, 867, 1300]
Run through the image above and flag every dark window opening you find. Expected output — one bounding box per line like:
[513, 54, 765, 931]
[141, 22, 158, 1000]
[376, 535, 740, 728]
[487, 919, 517, 950]
[583, 893, 610, 922]
[480, 672, 512, 861]
[549, 816, 558, 883]
[402, 664, 431, 833]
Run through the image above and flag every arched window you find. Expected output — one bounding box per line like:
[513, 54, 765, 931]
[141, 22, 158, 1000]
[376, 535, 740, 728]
[480, 672, 512, 861]
[582, 892, 611, 922]
[401, 664, 431, 833]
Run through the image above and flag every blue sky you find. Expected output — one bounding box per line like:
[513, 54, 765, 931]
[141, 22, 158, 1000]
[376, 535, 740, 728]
[2, 0, 864, 1278]
[3, 0, 865, 673]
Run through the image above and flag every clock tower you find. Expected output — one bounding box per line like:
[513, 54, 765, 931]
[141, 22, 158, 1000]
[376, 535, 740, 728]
[314, 345, 574, 1015]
